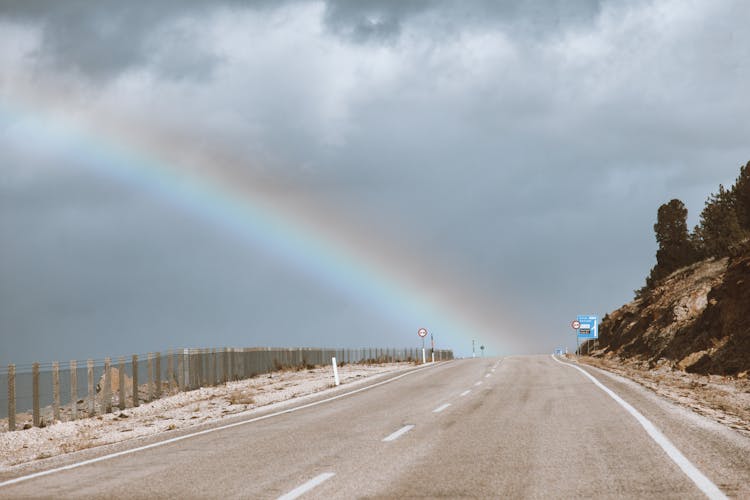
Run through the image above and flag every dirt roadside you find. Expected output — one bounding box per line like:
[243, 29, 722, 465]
[0, 362, 417, 470]
[577, 356, 750, 437]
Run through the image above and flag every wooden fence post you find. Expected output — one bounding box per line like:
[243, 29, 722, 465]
[52, 361, 60, 422]
[8, 364, 16, 431]
[222, 348, 228, 384]
[167, 350, 174, 394]
[208, 349, 214, 387]
[147, 353, 153, 403]
[155, 352, 162, 399]
[201, 349, 207, 387]
[225, 348, 230, 381]
[177, 350, 184, 391]
[132, 355, 139, 408]
[70, 360, 78, 420]
[32, 362, 40, 427]
[103, 357, 112, 413]
[118, 357, 125, 410]
[87, 359, 94, 416]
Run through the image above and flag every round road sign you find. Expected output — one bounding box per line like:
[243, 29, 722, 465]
[571, 320, 581, 330]
[418, 328, 428, 338]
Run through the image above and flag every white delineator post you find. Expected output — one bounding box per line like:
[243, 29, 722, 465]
[422, 348, 426, 364]
[331, 357, 340, 386]
[431, 352, 435, 363]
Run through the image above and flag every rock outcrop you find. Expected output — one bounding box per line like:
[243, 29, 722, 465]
[590, 245, 750, 376]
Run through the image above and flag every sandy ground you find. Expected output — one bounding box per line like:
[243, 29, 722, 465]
[0, 362, 415, 470]
[577, 356, 750, 437]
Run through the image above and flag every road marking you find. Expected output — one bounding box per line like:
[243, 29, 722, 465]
[550, 355, 727, 500]
[460, 390, 471, 397]
[485, 373, 491, 378]
[277, 472, 335, 500]
[433, 403, 451, 413]
[491, 369, 496, 373]
[0, 364, 439, 489]
[474, 381, 482, 386]
[382, 424, 415, 442]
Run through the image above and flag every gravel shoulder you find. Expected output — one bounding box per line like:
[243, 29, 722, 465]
[0, 362, 415, 471]
[577, 356, 750, 437]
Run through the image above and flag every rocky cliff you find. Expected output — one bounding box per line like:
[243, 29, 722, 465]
[589, 244, 750, 376]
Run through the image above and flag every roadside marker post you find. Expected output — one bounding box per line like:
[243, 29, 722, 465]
[331, 357, 340, 386]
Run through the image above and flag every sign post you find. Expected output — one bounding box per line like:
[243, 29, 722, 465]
[571, 320, 580, 356]
[572, 315, 598, 356]
[418, 328, 428, 364]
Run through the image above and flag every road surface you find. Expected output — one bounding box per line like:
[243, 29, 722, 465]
[1, 355, 749, 499]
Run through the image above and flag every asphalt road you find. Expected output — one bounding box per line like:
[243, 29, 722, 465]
[2, 355, 749, 499]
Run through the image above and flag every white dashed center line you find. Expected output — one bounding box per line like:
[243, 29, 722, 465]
[382, 425, 415, 442]
[474, 381, 483, 387]
[277, 472, 335, 500]
[485, 373, 491, 378]
[460, 390, 471, 397]
[433, 403, 451, 413]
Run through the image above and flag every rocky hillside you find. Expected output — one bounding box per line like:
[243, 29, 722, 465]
[588, 244, 750, 376]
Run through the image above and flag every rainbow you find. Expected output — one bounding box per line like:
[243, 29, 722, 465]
[1, 90, 519, 355]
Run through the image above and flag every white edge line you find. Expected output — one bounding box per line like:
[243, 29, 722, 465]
[459, 390, 471, 397]
[277, 472, 335, 500]
[0, 364, 438, 489]
[432, 403, 451, 413]
[382, 424, 415, 442]
[550, 355, 727, 500]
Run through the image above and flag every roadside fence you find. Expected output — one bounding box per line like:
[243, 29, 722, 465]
[0, 346, 453, 431]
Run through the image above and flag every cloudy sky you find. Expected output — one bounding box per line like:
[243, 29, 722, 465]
[1, 0, 749, 364]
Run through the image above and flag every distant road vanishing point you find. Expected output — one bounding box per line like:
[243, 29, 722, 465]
[1, 355, 748, 499]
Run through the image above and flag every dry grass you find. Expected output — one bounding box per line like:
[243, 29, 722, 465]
[228, 390, 255, 405]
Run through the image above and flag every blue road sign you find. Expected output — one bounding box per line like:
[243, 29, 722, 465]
[576, 315, 598, 339]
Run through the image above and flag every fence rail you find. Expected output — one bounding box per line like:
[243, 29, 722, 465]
[0, 346, 453, 431]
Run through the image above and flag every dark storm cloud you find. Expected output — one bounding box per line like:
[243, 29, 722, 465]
[0, 0, 608, 79]
[0, 0, 272, 80]
[322, 0, 605, 42]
